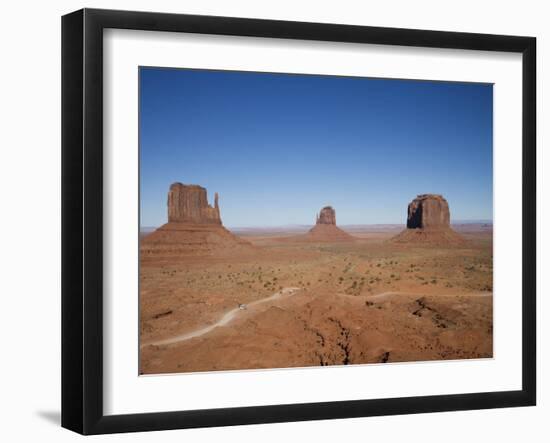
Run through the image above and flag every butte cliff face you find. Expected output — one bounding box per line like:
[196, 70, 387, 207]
[167, 183, 221, 225]
[392, 194, 464, 245]
[406, 194, 450, 229]
[300, 206, 354, 242]
[316, 206, 337, 225]
[141, 183, 251, 257]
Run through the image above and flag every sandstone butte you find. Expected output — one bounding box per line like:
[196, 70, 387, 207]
[141, 183, 252, 256]
[300, 206, 355, 242]
[391, 194, 465, 245]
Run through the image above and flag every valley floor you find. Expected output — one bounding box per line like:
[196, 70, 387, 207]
[140, 227, 493, 374]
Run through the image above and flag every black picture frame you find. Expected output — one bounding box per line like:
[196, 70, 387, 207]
[61, 8, 536, 435]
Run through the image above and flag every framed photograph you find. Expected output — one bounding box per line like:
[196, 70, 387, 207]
[61, 8, 536, 435]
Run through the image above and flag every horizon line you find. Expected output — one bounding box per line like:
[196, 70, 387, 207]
[141, 219, 494, 230]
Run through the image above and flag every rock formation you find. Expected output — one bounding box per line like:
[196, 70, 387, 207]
[141, 183, 252, 257]
[391, 194, 465, 245]
[296, 206, 354, 242]
[406, 194, 450, 229]
[168, 183, 221, 225]
[316, 206, 337, 225]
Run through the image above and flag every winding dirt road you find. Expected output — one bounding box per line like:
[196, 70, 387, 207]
[143, 288, 491, 348]
[143, 287, 301, 347]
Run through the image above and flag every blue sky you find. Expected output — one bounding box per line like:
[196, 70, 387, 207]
[140, 67, 493, 228]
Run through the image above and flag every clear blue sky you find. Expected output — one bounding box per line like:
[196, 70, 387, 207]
[140, 67, 493, 228]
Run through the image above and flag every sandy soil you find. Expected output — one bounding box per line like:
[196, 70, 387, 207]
[140, 226, 493, 374]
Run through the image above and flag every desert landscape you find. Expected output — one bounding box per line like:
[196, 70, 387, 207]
[139, 184, 493, 375]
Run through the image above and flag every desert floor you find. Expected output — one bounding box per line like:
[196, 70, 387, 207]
[140, 225, 493, 374]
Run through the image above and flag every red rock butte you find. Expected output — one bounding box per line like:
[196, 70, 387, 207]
[406, 194, 450, 229]
[316, 206, 337, 225]
[299, 206, 355, 242]
[168, 183, 221, 225]
[391, 194, 465, 245]
[141, 183, 252, 256]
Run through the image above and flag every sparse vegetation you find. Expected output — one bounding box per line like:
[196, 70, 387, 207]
[141, 224, 493, 374]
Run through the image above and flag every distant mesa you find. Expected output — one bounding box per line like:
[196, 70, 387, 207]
[141, 182, 252, 256]
[316, 206, 337, 225]
[296, 206, 355, 242]
[391, 194, 465, 245]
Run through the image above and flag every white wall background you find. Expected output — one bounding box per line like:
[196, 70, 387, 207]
[0, 0, 546, 441]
